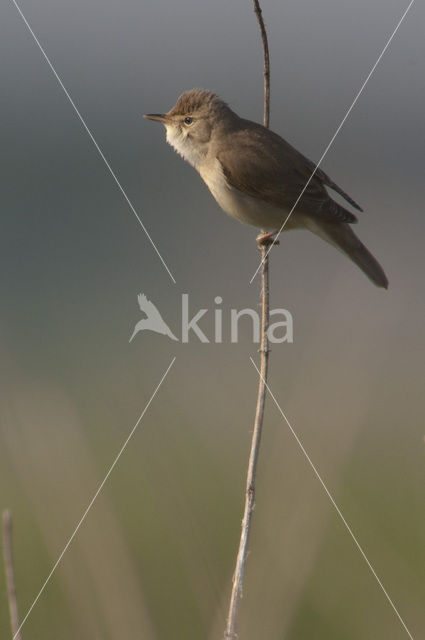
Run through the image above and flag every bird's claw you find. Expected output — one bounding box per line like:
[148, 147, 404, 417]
[256, 231, 279, 246]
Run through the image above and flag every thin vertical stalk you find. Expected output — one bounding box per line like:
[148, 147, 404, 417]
[2, 510, 23, 640]
[224, 246, 270, 639]
[224, 1, 271, 637]
[253, 0, 270, 129]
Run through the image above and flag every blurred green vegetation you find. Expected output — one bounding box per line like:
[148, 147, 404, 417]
[1, 353, 424, 639]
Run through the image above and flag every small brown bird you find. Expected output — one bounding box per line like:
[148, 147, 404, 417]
[145, 89, 388, 288]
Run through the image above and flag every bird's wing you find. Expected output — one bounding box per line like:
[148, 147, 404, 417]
[217, 122, 360, 224]
[137, 294, 178, 339]
[137, 293, 148, 311]
[137, 294, 162, 321]
[313, 164, 363, 212]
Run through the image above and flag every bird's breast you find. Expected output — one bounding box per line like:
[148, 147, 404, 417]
[200, 158, 297, 231]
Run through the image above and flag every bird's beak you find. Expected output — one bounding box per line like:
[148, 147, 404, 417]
[143, 113, 169, 123]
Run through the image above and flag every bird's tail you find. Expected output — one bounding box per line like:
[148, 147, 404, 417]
[309, 220, 389, 288]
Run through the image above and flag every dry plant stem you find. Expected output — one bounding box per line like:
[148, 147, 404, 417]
[225, 5, 271, 636]
[253, 0, 271, 129]
[2, 510, 23, 640]
[224, 244, 270, 639]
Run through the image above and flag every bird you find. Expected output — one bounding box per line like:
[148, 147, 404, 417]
[129, 293, 178, 342]
[144, 89, 388, 288]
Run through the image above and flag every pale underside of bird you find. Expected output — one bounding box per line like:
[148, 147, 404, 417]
[129, 294, 178, 342]
[145, 89, 388, 288]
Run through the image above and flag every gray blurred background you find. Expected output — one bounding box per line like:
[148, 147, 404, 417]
[0, 0, 424, 638]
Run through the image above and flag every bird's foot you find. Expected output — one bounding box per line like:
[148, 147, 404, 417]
[256, 230, 280, 247]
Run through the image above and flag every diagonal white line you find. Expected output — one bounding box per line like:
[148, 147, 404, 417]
[12, 356, 176, 640]
[249, 356, 414, 639]
[250, 0, 416, 283]
[11, 0, 176, 284]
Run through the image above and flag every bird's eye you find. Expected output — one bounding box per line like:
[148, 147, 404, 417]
[184, 116, 194, 125]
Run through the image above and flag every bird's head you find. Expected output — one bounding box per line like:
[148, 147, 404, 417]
[144, 89, 232, 168]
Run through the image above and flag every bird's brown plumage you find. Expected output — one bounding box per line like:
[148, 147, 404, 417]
[217, 120, 360, 224]
[146, 89, 389, 288]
